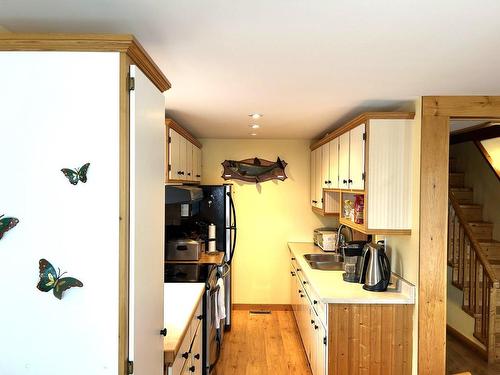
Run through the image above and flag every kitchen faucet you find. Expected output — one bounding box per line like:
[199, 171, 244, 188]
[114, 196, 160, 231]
[335, 224, 353, 252]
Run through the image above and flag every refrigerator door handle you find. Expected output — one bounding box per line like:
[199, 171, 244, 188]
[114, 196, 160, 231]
[227, 192, 237, 264]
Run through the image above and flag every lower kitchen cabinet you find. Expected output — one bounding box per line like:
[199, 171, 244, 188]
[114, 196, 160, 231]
[289, 256, 413, 375]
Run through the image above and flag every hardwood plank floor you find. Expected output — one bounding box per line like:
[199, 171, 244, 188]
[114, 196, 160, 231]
[215, 310, 312, 375]
[446, 334, 500, 375]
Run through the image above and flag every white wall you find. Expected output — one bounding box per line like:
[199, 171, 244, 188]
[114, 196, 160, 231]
[200, 139, 337, 304]
[0, 52, 120, 375]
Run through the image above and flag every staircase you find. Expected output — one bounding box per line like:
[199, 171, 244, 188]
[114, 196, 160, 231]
[448, 157, 500, 363]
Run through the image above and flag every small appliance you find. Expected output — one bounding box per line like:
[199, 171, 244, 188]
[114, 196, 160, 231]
[341, 240, 369, 282]
[313, 227, 337, 251]
[166, 239, 204, 261]
[359, 242, 391, 292]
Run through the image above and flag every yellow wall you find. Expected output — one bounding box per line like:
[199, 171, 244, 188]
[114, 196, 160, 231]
[199, 139, 337, 304]
[380, 97, 421, 375]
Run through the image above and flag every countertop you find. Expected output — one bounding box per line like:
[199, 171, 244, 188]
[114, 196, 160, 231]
[166, 251, 225, 265]
[288, 242, 415, 304]
[163, 282, 205, 365]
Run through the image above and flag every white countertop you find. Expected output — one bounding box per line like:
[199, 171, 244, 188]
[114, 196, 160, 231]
[163, 282, 205, 364]
[288, 242, 415, 304]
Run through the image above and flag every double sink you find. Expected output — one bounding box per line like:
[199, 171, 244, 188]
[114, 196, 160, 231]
[303, 253, 344, 271]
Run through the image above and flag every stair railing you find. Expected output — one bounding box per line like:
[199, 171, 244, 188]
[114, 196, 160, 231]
[448, 191, 499, 362]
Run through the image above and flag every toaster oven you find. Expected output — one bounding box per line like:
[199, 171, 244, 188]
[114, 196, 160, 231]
[313, 227, 338, 252]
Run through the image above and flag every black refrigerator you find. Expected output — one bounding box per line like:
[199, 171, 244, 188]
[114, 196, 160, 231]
[198, 184, 236, 329]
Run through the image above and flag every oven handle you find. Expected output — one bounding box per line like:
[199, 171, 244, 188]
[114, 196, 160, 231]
[218, 263, 230, 279]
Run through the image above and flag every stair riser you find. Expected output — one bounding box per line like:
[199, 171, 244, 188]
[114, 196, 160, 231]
[460, 207, 483, 222]
[451, 191, 474, 204]
[469, 224, 493, 241]
[449, 174, 465, 187]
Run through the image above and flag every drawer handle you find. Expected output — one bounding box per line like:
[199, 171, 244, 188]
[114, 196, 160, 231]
[291, 257, 296, 260]
[348, 179, 353, 184]
[189, 366, 195, 372]
[194, 353, 200, 360]
[303, 281, 307, 285]
[300, 294, 305, 298]
[310, 319, 315, 324]
[160, 328, 167, 336]
[343, 179, 347, 184]
[315, 325, 319, 330]
[290, 271, 295, 276]
[182, 352, 189, 359]
[313, 300, 318, 305]
[197, 314, 203, 320]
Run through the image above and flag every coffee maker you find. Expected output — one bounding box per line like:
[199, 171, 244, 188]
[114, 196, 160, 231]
[358, 242, 391, 292]
[341, 240, 369, 282]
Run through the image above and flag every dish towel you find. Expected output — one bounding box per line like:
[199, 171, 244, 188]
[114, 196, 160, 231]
[214, 277, 226, 329]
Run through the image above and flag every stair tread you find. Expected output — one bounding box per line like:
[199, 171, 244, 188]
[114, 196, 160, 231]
[450, 187, 472, 191]
[450, 172, 465, 176]
[469, 221, 493, 226]
[459, 204, 482, 208]
[480, 240, 500, 245]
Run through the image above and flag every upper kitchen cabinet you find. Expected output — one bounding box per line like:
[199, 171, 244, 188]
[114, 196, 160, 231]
[0, 33, 169, 375]
[165, 119, 202, 183]
[310, 112, 414, 235]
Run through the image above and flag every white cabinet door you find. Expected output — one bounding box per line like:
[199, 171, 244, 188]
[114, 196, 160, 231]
[315, 322, 327, 375]
[349, 123, 365, 190]
[179, 136, 187, 179]
[191, 326, 202, 375]
[315, 148, 323, 209]
[192, 145, 199, 182]
[186, 142, 193, 181]
[197, 147, 202, 181]
[339, 132, 350, 189]
[321, 144, 330, 189]
[309, 308, 317, 375]
[129, 65, 166, 375]
[310, 150, 316, 207]
[328, 138, 339, 189]
[169, 128, 182, 180]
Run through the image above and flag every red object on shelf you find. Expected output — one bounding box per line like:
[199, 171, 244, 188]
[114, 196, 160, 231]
[354, 195, 364, 224]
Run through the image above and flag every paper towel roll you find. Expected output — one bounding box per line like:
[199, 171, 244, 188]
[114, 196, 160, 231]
[208, 223, 216, 253]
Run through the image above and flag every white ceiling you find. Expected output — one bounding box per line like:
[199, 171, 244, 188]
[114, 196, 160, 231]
[2, 1, 500, 139]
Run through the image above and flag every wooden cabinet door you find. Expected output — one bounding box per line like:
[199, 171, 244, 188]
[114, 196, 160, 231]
[321, 144, 330, 189]
[169, 128, 182, 180]
[328, 138, 339, 189]
[349, 123, 365, 190]
[179, 136, 187, 179]
[315, 148, 323, 209]
[186, 141, 193, 181]
[310, 150, 316, 207]
[338, 132, 350, 189]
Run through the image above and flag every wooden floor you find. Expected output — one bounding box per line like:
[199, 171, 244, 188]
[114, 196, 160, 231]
[215, 309, 312, 375]
[446, 334, 500, 375]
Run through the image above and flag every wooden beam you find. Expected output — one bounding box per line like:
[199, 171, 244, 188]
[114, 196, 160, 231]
[450, 124, 500, 144]
[422, 96, 500, 118]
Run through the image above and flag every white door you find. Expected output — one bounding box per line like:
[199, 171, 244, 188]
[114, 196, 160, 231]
[179, 136, 187, 180]
[328, 138, 339, 189]
[315, 148, 323, 209]
[129, 65, 166, 375]
[321, 144, 330, 189]
[186, 142, 193, 181]
[338, 132, 350, 189]
[316, 323, 327, 375]
[310, 150, 316, 207]
[349, 124, 365, 190]
[169, 128, 181, 180]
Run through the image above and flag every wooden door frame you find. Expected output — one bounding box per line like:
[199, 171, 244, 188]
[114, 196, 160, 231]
[419, 96, 500, 374]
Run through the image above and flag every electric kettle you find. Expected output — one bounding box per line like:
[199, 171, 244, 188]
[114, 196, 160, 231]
[359, 242, 391, 292]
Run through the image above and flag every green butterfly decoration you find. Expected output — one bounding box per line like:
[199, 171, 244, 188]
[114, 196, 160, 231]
[0, 215, 19, 240]
[37, 259, 83, 300]
[61, 162, 90, 185]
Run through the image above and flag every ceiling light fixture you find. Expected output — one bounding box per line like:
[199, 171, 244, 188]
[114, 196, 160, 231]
[248, 113, 263, 120]
[249, 133, 257, 136]
[249, 124, 260, 129]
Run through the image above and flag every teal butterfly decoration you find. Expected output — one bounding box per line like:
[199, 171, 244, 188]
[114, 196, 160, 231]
[37, 259, 83, 300]
[0, 215, 19, 240]
[61, 162, 90, 185]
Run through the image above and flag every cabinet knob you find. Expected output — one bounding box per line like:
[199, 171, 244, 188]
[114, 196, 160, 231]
[315, 325, 319, 330]
[189, 366, 195, 372]
[343, 179, 347, 184]
[290, 271, 295, 276]
[187, 172, 191, 176]
[300, 294, 305, 298]
[160, 328, 167, 336]
[348, 179, 353, 183]
[196, 174, 201, 178]
[311, 319, 315, 324]
[303, 281, 307, 285]
[194, 353, 200, 360]
[313, 300, 318, 305]
[291, 257, 296, 260]
[197, 314, 203, 320]
[182, 352, 189, 359]
[324, 180, 328, 184]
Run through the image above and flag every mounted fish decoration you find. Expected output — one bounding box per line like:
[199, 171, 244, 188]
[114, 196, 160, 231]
[0, 215, 19, 240]
[37, 259, 83, 300]
[221, 157, 288, 183]
[61, 162, 90, 185]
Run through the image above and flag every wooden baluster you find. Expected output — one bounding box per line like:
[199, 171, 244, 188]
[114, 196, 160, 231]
[488, 284, 496, 363]
[458, 225, 465, 288]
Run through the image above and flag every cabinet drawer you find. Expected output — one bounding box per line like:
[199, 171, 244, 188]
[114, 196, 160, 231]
[171, 328, 191, 375]
[303, 280, 327, 328]
[190, 299, 203, 342]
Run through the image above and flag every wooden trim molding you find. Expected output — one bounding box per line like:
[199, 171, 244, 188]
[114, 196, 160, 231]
[233, 304, 292, 311]
[310, 111, 415, 150]
[166, 118, 202, 148]
[0, 33, 171, 92]
[419, 96, 500, 375]
[446, 324, 488, 361]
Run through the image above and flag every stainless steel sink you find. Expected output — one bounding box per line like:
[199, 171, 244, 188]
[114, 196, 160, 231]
[303, 253, 344, 271]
